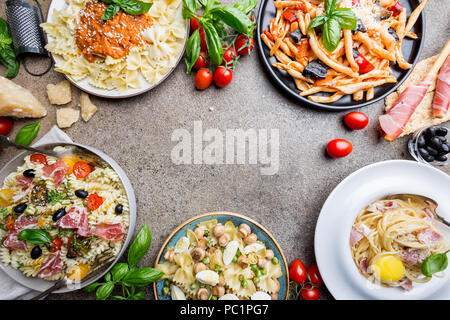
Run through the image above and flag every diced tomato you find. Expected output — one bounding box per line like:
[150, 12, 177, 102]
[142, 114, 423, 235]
[73, 161, 92, 179]
[30, 153, 47, 165]
[5, 216, 15, 231]
[295, 38, 310, 60]
[282, 9, 298, 24]
[388, 1, 404, 16]
[354, 53, 374, 74]
[263, 29, 274, 42]
[352, 0, 360, 5]
[51, 237, 62, 252]
[86, 194, 103, 211]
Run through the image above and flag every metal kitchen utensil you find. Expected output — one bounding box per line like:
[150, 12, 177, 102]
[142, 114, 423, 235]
[0, 135, 59, 157]
[5, 0, 52, 76]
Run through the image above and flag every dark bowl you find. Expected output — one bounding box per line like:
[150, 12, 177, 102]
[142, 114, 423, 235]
[256, 0, 426, 111]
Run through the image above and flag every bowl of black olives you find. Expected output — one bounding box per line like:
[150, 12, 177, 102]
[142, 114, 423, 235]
[408, 125, 450, 166]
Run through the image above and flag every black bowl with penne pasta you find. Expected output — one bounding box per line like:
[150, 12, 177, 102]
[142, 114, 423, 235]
[257, 0, 426, 110]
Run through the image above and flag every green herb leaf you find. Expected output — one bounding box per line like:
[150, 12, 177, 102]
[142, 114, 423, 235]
[185, 29, 201, 74]
[322, 17, 341, 52]
[96, 282, 115, 300]
[128, 225, 151, 267]
[232, 0, 258, 15]
[182, 0, 200, 19]
[110, 295, 128, 300]
[326, 0, 340, 15]
[200, 21, 223, 66]
[0, 18, 19, 78]
[18, 229, 52, 245]
[105, 272, 112, 282]
[130, 291, 145, 300]
[85, 282, 102, 293]
[212, 6, 253, 36]
[110, 263, 129, 282]
[205, 0, 220, 13]
[422, 251, 449, 277]
[121, 267, 163, 286]
[102, 4, 121, 20]
[15, 122, 40, 146]
[332, 8, 357, 30]
[308, 15, 328, 30]
[120, 0, 153, 15]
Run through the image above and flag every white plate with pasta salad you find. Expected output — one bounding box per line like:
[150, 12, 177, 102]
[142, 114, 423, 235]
[42, 0, 188, 98]
[315, 160, 450, 300]
[0, 143, 136, 293]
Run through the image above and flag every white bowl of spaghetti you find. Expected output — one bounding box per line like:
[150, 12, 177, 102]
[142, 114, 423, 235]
[315, 160, 450, 300]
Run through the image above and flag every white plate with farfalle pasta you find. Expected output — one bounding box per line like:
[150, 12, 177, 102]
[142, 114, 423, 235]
[42, 0, 188, 98]
[0, 143, 136, 293]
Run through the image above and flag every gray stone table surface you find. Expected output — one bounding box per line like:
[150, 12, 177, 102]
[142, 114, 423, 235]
[0, 0, 449, 300]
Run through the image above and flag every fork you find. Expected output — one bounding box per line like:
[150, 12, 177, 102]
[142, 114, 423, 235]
[31, 250, 116, 300]
[0, 135, 60, 157]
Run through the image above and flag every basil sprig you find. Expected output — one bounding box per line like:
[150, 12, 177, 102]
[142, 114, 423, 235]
[100, 0, 153, 20]
[308, 0, 357, 52]
[18, 229, 52, 245]
[0, 18, 19, 78]
[15, 122, 40, 146]
[422, 251, 449, 277]
[86, 225, 163, 300]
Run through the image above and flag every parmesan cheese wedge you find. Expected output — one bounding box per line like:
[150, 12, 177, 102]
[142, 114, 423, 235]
[80, 92, 98, 122]
[57, 108, 79, 129]
[0, 76, 47, 118]
[46, 80, 72, 105]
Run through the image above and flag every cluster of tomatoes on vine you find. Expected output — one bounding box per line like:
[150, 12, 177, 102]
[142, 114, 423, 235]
[189, 17, 255, 90]
[289, 259, 323, 300]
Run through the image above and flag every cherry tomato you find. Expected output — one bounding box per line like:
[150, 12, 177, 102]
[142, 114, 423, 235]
[195, 68, 213, 90]
[354, 53, 374, 74]
[344, 112, 369, 130]
[86, 194, 103, 211]
[190, 17, 200, 32]
[235, 34, 254, 55]
[199, 27, 208, 51]
[213, 66, 233, 88]
[193, 51, 208, 69]
[388, 1, 404, 16]
[299, 284, 320, 300]
[222, 47, 237, 66]
[51, 237, 62, 252]
[326, 139, 353, 158]
[0, 117, 13, 135]
[5, 216, 15, 231]
[307, 263, 323, 286]
[73, 161, 92, 178]
[30, 153, 48, 165]
[289, 259, 307, 284]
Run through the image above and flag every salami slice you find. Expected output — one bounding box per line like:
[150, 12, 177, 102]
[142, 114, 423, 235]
[91, 223, 124, 242]
[2, 231, 27, 251]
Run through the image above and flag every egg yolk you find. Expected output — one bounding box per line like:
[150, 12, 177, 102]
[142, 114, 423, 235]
[373, 255, 405, 282]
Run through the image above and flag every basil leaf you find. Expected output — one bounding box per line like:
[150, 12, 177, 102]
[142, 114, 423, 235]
[212, 6, 253, 36]
[105, 272, 112, 282]
[128, 224, 152, 267]
[205, 0, 220, 13]
[15, 122, 40, 146]
[0, 18, 19, 78]
[120, 0, 152, 15]
[18, 229, 51, 245]
[326, 0, 340, 15]
[232, 0, 258, 15]
[322, 17, 341, 52]
[185, 29, 201, 74]
[110, 262, 129, 282]
[422, 251, 449, 277]
[201, 21, 223, 66]
[308, 15, 328, 30]
[130, 291, 145, 300]
[85, 282, 102, 293]
[121, 267, 163, 286]
[110, 295, 128, 300]
[96, 282, 115, 300]
[102, 4, 120, 20]
[182, 0, 200, 19]
[332, 8, 357, 30]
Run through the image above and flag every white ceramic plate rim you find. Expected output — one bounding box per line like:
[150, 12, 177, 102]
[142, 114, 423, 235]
[0, 142, 136, 293]
[46, 0, 189, 99]
[314, 160, 450, 300]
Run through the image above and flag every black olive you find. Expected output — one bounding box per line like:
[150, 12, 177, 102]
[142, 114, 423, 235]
[75, 190, 88, 198]
[13, 203, 27, 214]
[436, 135, 447, 143]
[388, 27, 399, 42]
[302, 60, 328, 79]
[417, 135, 426, 148]
[436, 154, 448, 162]
[435, 127, 448, 136]
[425, 146, 439, 156]
[66, 252, 76, 259]
[30, 246, 42, 259]
[352, 18, 367, 34]
[352, 48, 360, 60]
[289, 29, 303, 44]
[52, 208, 67, 222]
[429, 137, 442, 149]
[424, 155, 435, 162]
[23, 169, 35, 178]
[440, 143, 450, 155]
[418, 147, 429, 158]
[115, 204, 123, 215]
[425, 127, 436, 139]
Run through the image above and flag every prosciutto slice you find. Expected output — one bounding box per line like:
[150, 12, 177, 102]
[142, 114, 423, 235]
[54, 206, 90, 237]
[417, 227, 442, 244]
[91, 223, 124, 242]
[14, 214, 37, 231]
[15, 174, 32, 189]
[2, 231, 27, 251]
[402, 248, 429, 266]
[37, 251, 63, 278]
[432, 55, 450, 118]
[41, 160, 69, 187]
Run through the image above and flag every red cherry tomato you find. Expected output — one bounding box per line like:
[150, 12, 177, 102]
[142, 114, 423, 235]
[190, 17, 200, 32]
[289, 259, 307, 284]
[199, 27, 208, 51]
[214, 66, 233, 88]
[307, 264, 323, 286]
[388, 1, 404, 16]
[0, 117, 13, 135]
[51, 237, 62, 252]
[73, 161, 92, 178]
[344, 112, 369, 130]
[222, 47, 237, 66]
[235, 34, 254, 55]
[193, 51, 208, 69]
[30, 153, 48, 165]
[195, 68, 213, 90]
[299, 284, 320, 300]
[326, 139, 353, 158]
[86, 194, 103, 211]
[354, 53, 374, 74]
